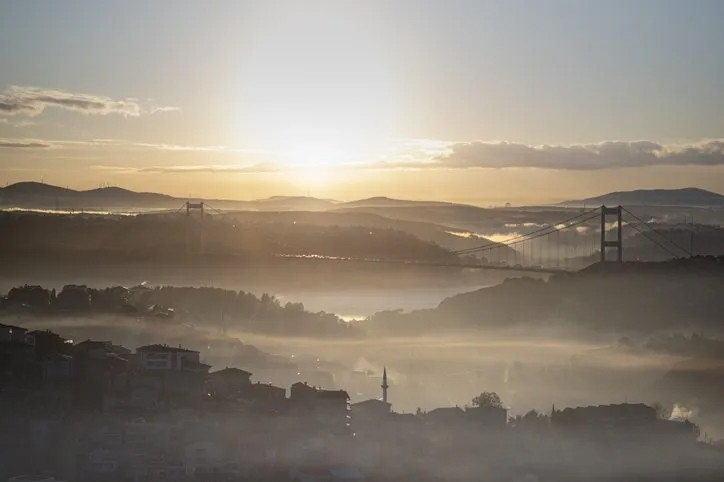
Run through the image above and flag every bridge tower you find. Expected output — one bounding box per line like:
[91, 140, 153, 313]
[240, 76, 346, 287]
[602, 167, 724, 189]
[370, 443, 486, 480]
[185, 201, 205, 255]
[600, 205, 623, 262]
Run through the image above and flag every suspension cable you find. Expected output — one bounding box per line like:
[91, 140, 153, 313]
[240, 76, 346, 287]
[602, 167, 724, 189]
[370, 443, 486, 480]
[622, 213, 681, 258]
[453, 206, 600, 255]
[622, 207, 689, 256]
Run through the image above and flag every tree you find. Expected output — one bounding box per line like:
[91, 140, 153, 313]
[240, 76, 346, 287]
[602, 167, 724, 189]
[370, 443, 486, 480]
[510, 409, 550, 430]
[472, 391, 503, 408]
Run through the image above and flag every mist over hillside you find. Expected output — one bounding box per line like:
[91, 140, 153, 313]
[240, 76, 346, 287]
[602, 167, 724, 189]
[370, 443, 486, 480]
[365, 257, 724, 336]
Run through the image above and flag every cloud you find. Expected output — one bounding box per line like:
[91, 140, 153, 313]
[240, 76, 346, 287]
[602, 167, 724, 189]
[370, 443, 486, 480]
[55, 138, 256, 153]
[0, 118, 35, 127]
[0, 86, 177, 117]
[0, 138, 52, 148]
[436, 139, 724, 170]
[138, 163, 283, 173]
[93, 162, 285, 174]
[0, 137, 241, 153]
[10, 132, 724, 173]
[148, 105, 181, 114]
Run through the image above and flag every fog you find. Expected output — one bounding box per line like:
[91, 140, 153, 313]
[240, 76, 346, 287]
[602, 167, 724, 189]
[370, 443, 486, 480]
[2, 209, 724, 480]
[11, 306, 722, 440]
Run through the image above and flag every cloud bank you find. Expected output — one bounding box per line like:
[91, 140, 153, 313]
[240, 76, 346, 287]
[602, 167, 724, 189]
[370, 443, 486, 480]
[5, 132, 724, 173]
[136, 162, 284, 174]
[436, 140, 724, 170]
[0, 86, 176, 117]
[0, 138, 52, 149]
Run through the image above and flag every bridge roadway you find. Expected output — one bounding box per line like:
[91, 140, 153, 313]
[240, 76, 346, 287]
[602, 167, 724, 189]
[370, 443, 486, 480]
[276, 253, 568, 274]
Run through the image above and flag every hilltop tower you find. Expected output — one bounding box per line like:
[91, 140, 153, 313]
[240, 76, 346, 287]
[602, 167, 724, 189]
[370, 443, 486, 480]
[382, 367, 389, 404]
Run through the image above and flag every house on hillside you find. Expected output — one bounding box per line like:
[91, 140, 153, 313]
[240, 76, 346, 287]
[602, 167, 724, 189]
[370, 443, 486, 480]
[208, 367, 252, 399]
[290, 382, 351, 433]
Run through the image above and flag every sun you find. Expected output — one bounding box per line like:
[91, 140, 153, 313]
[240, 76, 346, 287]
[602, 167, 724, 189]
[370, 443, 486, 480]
[275, 140, 344, 190]
[281, 139, 345, 166]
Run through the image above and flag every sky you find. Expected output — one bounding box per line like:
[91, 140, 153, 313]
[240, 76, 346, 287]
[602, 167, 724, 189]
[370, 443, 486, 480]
[1, 0, 724, 204]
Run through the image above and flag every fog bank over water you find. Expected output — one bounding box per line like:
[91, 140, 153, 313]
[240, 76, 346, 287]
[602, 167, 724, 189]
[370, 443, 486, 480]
[274, 285, 495, 320]
[14, 309, 723, 438]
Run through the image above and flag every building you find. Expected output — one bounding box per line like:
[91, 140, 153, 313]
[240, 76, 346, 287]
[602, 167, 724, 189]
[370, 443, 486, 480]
[464, 405, 508, 429]
[290, 382, 351, 432]
[352, 366, 393, 424]
[0, 323, 27, 344]
[136, 344, 202, 371]
[134, 345, 210, 406]
[73, 340, 112, 357]
[351, 399, 391, 423]
[240, 382, 286, 404]
[424, 406, 466, 425]
[381, 367, 389, 404]
[552, 403, 656, 431]
[25, 330, 71, 360]
[41, 353, 73, 382]
[72, 340, 131, 411]
[184, 440, 223, 476]
[7, 476, 60, 482]
[208, 367, 252, 399]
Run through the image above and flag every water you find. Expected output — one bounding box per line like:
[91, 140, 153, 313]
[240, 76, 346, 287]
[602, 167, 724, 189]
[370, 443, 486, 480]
[275, 285, 492, 320]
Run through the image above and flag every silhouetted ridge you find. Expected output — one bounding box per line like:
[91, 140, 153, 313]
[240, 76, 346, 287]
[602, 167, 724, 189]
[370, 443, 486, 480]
[340, 196, 461, 208]
[1, 181, 73, 196]
[366, 256, 724, 335]
[562, 187, 724, 207]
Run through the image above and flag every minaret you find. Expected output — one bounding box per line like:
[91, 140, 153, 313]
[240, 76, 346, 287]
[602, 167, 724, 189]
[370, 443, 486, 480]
[381, 367, 389, 404]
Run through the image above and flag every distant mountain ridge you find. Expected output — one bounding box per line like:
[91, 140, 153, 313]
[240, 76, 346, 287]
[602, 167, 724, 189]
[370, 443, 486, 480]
[0, 181, 175, 205]
[561, 188, 724, 207]
[0, 182, 338, 211]
[0, 182, 477, 212]
[6, 181, 724, 213]
[338, 196, 459, 209]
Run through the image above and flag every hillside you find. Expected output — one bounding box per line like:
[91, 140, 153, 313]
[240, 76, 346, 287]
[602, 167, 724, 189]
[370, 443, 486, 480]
[0, 182, 335, 211]
[0, 181, 178, 210]
[215, 210, 514, 256]
[338, 196, 459, 209]
[365, 257, 724, 335]
[331, 204, 496, 231]
[562, 188, 724, 207]
[0, 210, 463, 264]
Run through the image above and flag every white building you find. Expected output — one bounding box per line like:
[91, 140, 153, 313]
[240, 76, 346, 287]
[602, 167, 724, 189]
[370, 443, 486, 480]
[135, 344, 201, 370]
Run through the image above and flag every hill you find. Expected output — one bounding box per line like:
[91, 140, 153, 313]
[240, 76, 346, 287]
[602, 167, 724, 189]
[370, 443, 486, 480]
[252, 195, 338, 211]
[0, 182, 336, 211]
[0, 181, 178, 210]
[365, 257, 724, 335]
[331, 203, 497, 231]
[0, 209, 464, 264]
[338, 196, 458, 209]
[215, 210, 514, 256]
[562, 188, 724, 207]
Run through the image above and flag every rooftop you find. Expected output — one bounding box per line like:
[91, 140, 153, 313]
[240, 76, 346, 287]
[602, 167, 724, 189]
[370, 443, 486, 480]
[0, 323, 27, 331]
[136, 344, 198, 354]
[352, 399, 391, 408]
[74, 340, 111, 349]
[210, 367, 253, 377]
[317, 389, 350, 400]
[8, 475, 57, 482]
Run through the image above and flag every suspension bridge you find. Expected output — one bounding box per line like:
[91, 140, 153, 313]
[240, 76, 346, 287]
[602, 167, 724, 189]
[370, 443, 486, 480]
[147, 202, 692, 274]
[446, 204, 691, 273]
